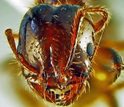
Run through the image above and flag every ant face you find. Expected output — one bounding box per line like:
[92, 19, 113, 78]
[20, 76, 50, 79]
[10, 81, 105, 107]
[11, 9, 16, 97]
[17, 4, 95, 105]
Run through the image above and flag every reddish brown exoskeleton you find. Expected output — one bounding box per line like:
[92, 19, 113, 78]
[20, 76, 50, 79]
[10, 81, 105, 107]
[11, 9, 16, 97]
[5, 0, 124, 106]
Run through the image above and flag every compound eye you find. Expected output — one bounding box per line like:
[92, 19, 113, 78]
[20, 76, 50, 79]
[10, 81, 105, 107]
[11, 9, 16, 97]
[31, 19, 39, 34]
[87, 43, 95, 57]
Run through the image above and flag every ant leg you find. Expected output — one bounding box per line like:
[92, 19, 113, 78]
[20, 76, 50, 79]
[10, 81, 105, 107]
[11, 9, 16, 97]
[5, 29, 37, 73]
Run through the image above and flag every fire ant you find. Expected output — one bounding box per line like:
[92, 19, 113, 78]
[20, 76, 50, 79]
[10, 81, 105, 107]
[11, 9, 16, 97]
[5, 0, 124, 106]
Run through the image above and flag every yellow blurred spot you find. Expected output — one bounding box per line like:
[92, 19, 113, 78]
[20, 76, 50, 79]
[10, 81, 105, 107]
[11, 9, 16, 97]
[96, 73, 107, 81]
